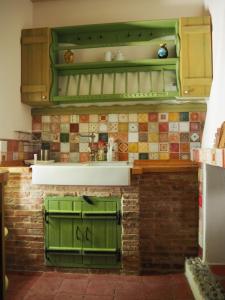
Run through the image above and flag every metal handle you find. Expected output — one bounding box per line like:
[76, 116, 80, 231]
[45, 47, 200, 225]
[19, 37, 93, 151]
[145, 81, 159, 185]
[42, 95, 47, 100]
[76, 226, 81, 240]
[85, 227, 90, 241]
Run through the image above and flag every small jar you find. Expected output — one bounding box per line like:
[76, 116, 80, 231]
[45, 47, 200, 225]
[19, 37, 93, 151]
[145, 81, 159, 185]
[64, 49, 74, 64]
[157, 43, 168, 59]
[115, 50, 124, 61]
[104, 51, 112, 62]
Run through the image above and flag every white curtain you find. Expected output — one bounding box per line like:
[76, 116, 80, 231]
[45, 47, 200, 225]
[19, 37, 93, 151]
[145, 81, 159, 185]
[202, 1, 225, 147]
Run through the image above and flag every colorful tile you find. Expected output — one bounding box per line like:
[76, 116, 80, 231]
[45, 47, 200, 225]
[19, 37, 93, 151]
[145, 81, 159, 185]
[190, 122, 201, 131]
[169, 122, 179, 132]
[52, 133, 60, 142]
[180, 153, 190, 160]
[148, 112, 158, 122]
[168, 112, 179, 122]
[159, 152, 169, 160]
[138, 142, 148, 152]
[42, 123, 50, 132]
[79, 114, 89, 122]
[170, 153, 179, 159]
[108, 122, 118, 132]
[159, 143, 169, 152]
[79, 142, 89, 152]
[79, 123, 89, 132]
[129, 123, 138, 132]
[139, 132, 148, 142]
[60, 133, 69, 143]
[60, 115, 70, 123]
[159, 112, 168, 122]
[42, 132, 51, 141]
[89, 114, 98, 122]
[138, 113, 148, 122]
[139, 123, 148, 132]
[128, 153, 139, 162]
[60, 153, 69, 162]
[149, 143, 159, 152]
[117, 133, 128, 142]
[51, 142, 60, 152]
[128, 143, 138, 153]
[32, 120, 42, 131]
[190, 132, 200, 142]
[139, 153, 149, 160]
[148, 122, 158, 133]
[99, 114, 108, 122]
[159, 122, 168, 132]
[118, 123, 128, 132]
[69, 152, 79, 162]
[180, 132, 190, 142]
[180, 112, 189, 121]
[118, 153, 128, 161]
[70, 123, 79, 133]
[51, 123, 60, 133]
[60, 123, 69, 133]
[159, 133, 168, 142]
[128, 113, 138, 122]
[190, 112, 200, 121]
[148, 133, 159, 142]
[190, 142, 201, 150]
[180, 143, 190, 153]
[168, 133, 179, 143]
[99, 133, 108, 142]
[128, 132, 139, 142]
[179, 122, 189, 132]
[89, 123, 99, 133]
[118, 142, 128, 153]
[170, 143, 179, 153]
[42, 115, 50, 123]
[80, 152, 89, 162]
[99, 123, 108, 132]
[60, 143, 70, 152]
[108, 114, 118, 122]
[70, 115, 79, 123]
[149, 152, 159, 160]
[70, 133, 79, 143]
[118, 113, 129, 122]
[70, 143, 79, 152]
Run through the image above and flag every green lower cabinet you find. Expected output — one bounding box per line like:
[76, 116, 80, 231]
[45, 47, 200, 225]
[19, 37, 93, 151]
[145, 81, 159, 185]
[44, 196, 121, 268]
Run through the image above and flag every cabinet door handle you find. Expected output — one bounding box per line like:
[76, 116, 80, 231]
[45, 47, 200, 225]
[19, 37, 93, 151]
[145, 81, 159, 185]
[82, 195, 94, 205]
[76, 226, 82, 240]
[85, 227, 90, 241]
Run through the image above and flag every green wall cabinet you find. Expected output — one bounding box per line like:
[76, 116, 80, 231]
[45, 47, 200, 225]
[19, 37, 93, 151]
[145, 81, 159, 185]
[44, 196, 121, 268]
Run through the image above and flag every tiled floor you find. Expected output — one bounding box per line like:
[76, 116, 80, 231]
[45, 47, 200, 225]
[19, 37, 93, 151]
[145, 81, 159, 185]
[6, 271, 194, 300]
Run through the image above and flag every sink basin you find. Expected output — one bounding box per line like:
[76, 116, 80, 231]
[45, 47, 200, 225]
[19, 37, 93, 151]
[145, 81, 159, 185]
[31, 161, 132, 186]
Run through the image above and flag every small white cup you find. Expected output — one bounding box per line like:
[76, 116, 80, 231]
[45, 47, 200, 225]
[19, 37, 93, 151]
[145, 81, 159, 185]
[104, 51, 112, 61]
[33, 154, 37, 164]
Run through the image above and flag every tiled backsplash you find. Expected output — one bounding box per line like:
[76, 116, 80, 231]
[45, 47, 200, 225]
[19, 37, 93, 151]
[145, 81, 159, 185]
[32, 111, 205, 163]
[0, 140, 33, 163]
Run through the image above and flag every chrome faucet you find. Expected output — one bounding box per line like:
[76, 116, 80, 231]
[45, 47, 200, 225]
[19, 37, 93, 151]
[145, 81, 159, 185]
[79, 132, 97, 161]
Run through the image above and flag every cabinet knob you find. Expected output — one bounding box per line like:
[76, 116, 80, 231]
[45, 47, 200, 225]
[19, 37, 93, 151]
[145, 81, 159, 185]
[42, 95, 47, 100]
[184, 90, 189, 94]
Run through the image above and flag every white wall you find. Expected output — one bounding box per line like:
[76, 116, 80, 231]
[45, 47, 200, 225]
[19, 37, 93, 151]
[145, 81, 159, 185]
[0, 0, 33, 139]
[33, 0, 205, 27]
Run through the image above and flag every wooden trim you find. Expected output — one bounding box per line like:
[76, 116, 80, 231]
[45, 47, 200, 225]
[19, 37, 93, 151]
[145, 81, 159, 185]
[21, 36, 49, 44]
[21, 85, 47, 93]
[31, 102, 207, 116]
[183, 78, 212, 86]
[182, 25, 210, 34]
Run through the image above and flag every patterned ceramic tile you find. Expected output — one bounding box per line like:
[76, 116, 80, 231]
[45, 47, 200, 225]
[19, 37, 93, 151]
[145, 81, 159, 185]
[99, 133, 108, 142]
[149, 152, 159, 160]
[159, 122, 168, 132]
[190, 142, 201, 150]
[80, 114, 89, 122]
[159, 133, 168, 142]
[70, 115, 79, 123]
[190, 132, 200, 142]
[180, 112, 189, 121]
[109, 133, 119, 142]
[60, 123, 70, 133]
[60, 115, 70, 123]
[108, 114, 118, 122]
[42, 123, 50, 132]
[32, 121, 42, 131]
[129, 123, 138, 132]
[190, 112, 200, 122]
[128, 132, 139, 142]
[51, 142, 60, 152]
[149, 143, 159, 152]
[117, 133, 128, 142]
[168, 133, 180, 143]
[170, 153, 179, 159]
[42, 115, 51, 123]
[128, 113, 138, 122]
[159, 112, 168, 122]
[159, 143, 169, 152]
[51, 123, 60, 133]
[148, 133, 159, 142]
[138, 142, 148, 152]
[169, 122, 179, 132]
[139, 123, 148, 132]
[108, 122, 118, 132]
[128, 153, 139, 162]
[118, 123, 128, 132]
[79, 123, 89, 132]
[60, 133, 69, 143]
[70, 123, 79, 133]
[70, 143, 79, 152]
[79, 142, 89, 152]
[80, 152, 89, 162]
[118, 153, 128, 161]
[139, 132, 148, 142]
[69, 152, 79, 162]
[190, 122, 201, 131]
[60, 143, 70, 152]
[79, 134, 90, 143]
[180, 132, 190, 142]
[159, 152, 169, 160]
[179, 122, 189, 132]
[118, 142, 128, 153]
[180, 143, 190, 153]
[180, 153, 190, 160]
[89, 114, 98, 123]
[99, 114, 108, 122]
[118, 113, 129, 122]
[138, 113, 148, 122]
[128, 143, 138, 153]
[33, 115, 42, 123]
[170, 143, 179, 153]
[148, 112, 158, 122]
[148, 122, 158, 133]
[70, 133, 80, 143]
[99, 123, 108, 132]
[168, 112, 179, 122]
[52, 133, 60, 143]
[139, 153, 149, 159]
[42, 132, 51, 141]
[51, 115, 60, 123]
[200, 112, 206, 122]
[60, 153, 69, 162]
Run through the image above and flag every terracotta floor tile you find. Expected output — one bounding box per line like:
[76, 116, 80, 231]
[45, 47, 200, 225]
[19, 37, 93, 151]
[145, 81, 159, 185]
[26, 274, 63, 296]
[59, 278, 89, 295]
[54, 293, 83, 300]
[83, 296, 113, 300]
[86, 279, 117, 296]
[24, 294, 55, 300]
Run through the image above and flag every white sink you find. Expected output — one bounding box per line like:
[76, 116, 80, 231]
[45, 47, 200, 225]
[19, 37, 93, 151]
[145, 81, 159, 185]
[31, 161, 132, 186]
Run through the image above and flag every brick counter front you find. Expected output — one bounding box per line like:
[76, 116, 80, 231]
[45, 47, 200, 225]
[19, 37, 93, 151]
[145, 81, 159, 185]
[2, 165, 198, 274]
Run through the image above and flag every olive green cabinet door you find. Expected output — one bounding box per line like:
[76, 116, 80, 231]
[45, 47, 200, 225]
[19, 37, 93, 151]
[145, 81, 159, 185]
[179, 16, 212, 97]
[21, 27, 51, 105]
